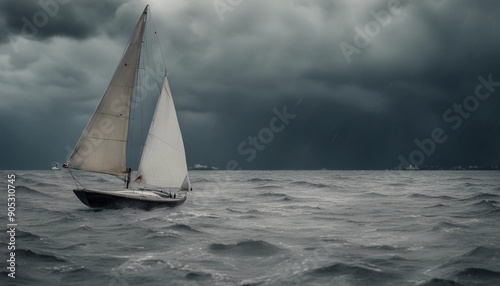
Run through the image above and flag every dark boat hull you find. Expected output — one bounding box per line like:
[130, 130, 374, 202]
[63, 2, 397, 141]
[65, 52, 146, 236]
[73, 189, 186, 210]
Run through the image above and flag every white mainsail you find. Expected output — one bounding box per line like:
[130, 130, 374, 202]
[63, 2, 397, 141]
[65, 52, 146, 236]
[67, 8, 148, 175]
[135, 76, 190, 190]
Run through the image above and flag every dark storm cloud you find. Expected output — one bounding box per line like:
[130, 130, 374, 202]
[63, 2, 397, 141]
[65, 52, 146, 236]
[170, 0, 500, 169]
[0, 0, 124, 43]
[1, 0, 500, 170]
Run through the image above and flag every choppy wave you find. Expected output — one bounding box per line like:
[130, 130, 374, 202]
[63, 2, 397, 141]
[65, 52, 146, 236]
[473, 199, 499, 208]
[431, 221, 468, 232]
[184, 271, 212, 281]
[226, 208, 262, 214]
[459, 181, 483, 189]
[17, 229, 43, 241]
[247, 178, 274, 182]
[418, 278, 463, 286]
[34, 181, 60, 188]
[15, 177, 39, 184]
[190, 177, 213, 183]
[410, 193, 456, 200]
[253, 185, 283, 190]
[425, 203, 447, 208]
[17, 249, 67, 263]
[387, 182, 407, 186]
[51, 243, 87, 251]
[3, 170, 500, 285]
[466, 192, 499, 200]
[305, 262, 397, 283]
[290, 181, 329, 188]
[49, 265, 86, 274]
[456, 267, 500, 279]
[364, 192, 389, 198]
[209, 240, 283, 256]
[362, 244, 401, 251]
[259, 192, 288, 197]
[462, 246, 500, 259]
[166, 223, 201, 233]
[16, 185, 52, 197]
[143, 228, 181, 239]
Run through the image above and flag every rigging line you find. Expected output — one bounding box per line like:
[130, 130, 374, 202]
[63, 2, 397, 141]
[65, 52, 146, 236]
[140, 69, 144, 148]
[128, 89, 135, 167]
[144, 11, 151, 136]
[128, 43, 142, 168]
[68, 168, 84, 189]
[148, 10, 161, 91]
[127, 10, 148, 170]
[149, 7, 167, 76]
[145, 6, 163, 114]
[131, 66, 141, 166]
[142, 9, 154, 148]
[127, 74, 135, 167]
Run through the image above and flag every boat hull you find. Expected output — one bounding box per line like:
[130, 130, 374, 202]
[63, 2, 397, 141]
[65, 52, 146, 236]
[73, 189, 186, 210]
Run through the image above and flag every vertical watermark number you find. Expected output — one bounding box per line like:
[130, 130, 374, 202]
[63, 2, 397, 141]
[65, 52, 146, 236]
[7, 174, 16, 279]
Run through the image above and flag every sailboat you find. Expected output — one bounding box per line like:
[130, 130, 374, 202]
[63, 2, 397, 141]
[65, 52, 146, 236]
[65, 6, 191, 209]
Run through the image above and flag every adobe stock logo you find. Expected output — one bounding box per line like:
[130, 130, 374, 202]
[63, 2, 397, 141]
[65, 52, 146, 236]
[226, 105, 297, 170]
[398, 74, 499, 168]
[339, 0, 408, 64]
[213, 0, 243, 21]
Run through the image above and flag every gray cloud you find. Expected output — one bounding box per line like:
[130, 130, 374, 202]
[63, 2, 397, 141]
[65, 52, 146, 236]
[1, 0, 499, 170]
[0, 0, 126, 44]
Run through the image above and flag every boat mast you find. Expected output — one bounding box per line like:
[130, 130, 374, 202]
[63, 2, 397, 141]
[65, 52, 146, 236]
[126, 168, 132, 189]
[125, 5, 149, 188]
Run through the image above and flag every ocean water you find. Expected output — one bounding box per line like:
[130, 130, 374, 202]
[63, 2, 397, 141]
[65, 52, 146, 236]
[1, 170, 500, 286]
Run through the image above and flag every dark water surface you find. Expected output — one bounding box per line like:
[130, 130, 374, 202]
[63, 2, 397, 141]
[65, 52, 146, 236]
[1, 170, 500, 285]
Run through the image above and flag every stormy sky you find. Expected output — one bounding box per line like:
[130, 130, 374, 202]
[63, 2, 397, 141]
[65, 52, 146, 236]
[1, 0, 499, 170]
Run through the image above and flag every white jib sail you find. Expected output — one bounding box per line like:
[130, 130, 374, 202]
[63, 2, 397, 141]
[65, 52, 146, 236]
[135, 76, 190, 189]
[67, 8, 147, 175]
